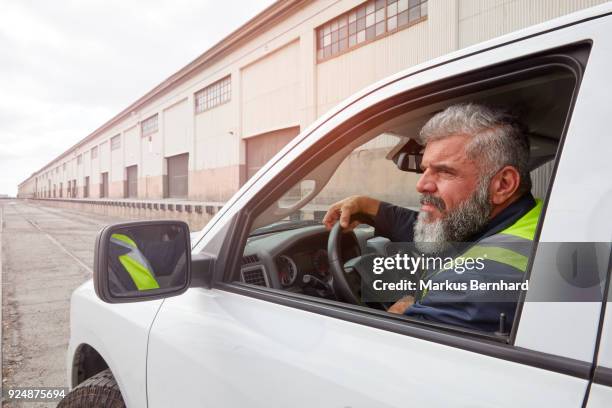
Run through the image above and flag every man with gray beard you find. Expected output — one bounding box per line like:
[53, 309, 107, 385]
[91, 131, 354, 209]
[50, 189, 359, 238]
[323, 103, 541, 332]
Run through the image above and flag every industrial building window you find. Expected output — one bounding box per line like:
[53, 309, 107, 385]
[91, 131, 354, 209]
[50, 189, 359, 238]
[91, 146, 98, 159]
[195, 76, 231, 113]
[316, 0, 428, 61]
[141, 114, 158, 137]
[111, 135, 121, 150]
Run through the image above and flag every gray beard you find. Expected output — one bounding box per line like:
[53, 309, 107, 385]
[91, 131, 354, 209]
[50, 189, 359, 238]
[414, 178, 492, 254]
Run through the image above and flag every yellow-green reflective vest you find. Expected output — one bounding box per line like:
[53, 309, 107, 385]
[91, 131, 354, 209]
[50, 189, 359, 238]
[110, 233, 160, 291]
[421, 199, 542, 298]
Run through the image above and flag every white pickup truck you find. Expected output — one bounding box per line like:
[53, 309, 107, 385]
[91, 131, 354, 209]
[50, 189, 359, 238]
[60, 4, 612, 408]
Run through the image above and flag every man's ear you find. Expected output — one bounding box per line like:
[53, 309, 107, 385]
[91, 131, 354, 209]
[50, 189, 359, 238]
[489, 165, 521, 205]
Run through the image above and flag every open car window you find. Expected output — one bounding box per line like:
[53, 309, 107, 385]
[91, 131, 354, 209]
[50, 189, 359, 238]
[229, 49, 584, 340]
[250, 69, 571, 232]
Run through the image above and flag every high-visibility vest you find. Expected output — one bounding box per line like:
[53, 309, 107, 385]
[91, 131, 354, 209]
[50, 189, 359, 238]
[421, 199, 543, 298]
[110, 233, 160, 291]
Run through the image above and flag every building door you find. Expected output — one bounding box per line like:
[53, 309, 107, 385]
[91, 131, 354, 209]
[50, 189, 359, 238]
[59, 182, 63, 198]
[84, 177, 89, 198]
[126, 166, 138, 198]
[101, 172, 109, 198]
[166, 154, 188, 199]
[245, 126, 300, 180]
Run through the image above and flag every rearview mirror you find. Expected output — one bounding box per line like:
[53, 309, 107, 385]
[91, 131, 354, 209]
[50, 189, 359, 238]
[392, 139, 424, 173]
[94, 220, 191, 303]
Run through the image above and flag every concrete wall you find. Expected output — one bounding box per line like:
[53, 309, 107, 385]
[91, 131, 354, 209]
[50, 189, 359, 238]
[242, 39, 302, 137]
[193, 86, 241, 202]
[29, 198, 218, 231]
[140, 122, 164, 199]
[124, 125, 140, 168]
[110, 136, 123, 197]
[164, 99, 192, 158]
[20, 0, 607, 203]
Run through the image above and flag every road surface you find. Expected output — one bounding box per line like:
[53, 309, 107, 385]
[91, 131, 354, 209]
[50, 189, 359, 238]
[1, 200, 123, 407]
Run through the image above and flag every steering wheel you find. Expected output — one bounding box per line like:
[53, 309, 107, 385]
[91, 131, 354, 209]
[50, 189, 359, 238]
[327, 213, 375, 306]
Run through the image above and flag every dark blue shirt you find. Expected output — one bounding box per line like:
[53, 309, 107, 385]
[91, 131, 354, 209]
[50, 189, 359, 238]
[374, 193, 537, 332]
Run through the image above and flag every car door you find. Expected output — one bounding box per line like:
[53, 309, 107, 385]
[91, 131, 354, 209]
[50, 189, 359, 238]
[584, 275, 612, 408]
[147, 15, 611, 408]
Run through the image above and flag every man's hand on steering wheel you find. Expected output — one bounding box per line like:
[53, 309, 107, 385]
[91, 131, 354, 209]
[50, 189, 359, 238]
[325, 197, 381, 306]
[324, 196, 419, 313]
[322, 195, 381, 231]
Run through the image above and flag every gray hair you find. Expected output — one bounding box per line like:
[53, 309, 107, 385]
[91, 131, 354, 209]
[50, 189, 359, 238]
[419, 103, 531, 195]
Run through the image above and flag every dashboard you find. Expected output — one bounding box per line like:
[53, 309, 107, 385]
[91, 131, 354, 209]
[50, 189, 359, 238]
[239, 225, 372, 297]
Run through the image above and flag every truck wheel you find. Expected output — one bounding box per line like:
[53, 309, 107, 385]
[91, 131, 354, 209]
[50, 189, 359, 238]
[57, 368, 125, 408]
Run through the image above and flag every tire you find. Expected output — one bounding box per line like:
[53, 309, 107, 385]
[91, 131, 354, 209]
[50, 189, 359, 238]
[57, 368, 126, 408]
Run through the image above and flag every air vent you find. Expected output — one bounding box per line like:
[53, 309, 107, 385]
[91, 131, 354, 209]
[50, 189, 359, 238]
[241, 254, 260, 265]
[241, 267, 267, 287]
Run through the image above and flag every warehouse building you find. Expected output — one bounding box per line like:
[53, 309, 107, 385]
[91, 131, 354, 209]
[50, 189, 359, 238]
[17, 0, 606, 204]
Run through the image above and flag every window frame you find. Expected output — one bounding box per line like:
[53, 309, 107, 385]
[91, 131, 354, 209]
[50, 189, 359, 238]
[316, 0, 428, 63]
[141, 114, 159, 137]
[194, 75, 232, 114]
[203, 43, 591, 378]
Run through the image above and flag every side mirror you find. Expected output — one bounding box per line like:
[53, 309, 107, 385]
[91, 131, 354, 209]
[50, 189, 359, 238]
[94, 220, 191, 303]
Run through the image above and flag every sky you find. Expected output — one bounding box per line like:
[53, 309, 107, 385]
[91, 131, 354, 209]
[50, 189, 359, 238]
[0, 0, 276, 196]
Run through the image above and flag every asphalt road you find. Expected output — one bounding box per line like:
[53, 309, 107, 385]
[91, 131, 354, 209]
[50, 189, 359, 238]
[1, 200, 123, 407]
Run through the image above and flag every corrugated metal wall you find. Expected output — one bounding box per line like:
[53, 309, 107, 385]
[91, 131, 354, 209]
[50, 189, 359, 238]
[458, 0, 608, 47]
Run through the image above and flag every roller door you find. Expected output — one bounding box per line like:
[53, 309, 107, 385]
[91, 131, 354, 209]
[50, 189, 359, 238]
[167, 153, 188, 198]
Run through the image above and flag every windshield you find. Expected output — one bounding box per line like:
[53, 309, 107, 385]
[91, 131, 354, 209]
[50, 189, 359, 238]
[250, 132, 422, 233]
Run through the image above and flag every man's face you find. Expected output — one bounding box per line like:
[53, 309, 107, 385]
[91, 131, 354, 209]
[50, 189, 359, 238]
[416, 133, 481, 221]
[414, 133, 493, 253]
